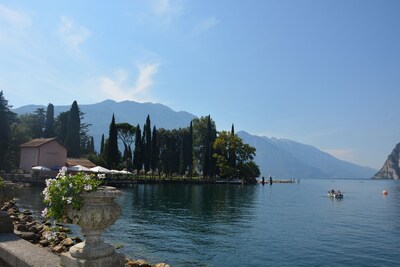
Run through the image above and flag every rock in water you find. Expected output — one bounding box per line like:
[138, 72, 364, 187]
[373, 143, 400, 179]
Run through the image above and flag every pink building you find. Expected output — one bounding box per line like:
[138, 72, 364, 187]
[19, 138, 67, 173]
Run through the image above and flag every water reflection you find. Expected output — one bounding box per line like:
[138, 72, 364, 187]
[108, 184, 257, 265]
[10, 186, 46, 217]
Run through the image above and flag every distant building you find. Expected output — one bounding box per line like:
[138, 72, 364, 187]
[19, 138, 67, 172]
[66, 158, 96, 169]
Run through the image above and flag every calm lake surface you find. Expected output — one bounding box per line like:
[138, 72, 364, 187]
[13, 179, 400, 267]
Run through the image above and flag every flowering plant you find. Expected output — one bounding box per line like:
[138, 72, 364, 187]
[42, 167, 105, 222]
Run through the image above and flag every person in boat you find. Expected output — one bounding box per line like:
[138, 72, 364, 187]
[337, 190, 342, 196]
[330, 189, 335, 194]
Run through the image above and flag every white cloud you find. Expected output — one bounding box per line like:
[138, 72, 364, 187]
[193, 16, 219, 35]
[97, 63, 160, 102]
[0, 4, 31, 44]
[323, 148, 355, 162]
[0, 4, 31, 28]
[151, 0, 183, 25]
[59, 16, 90, 50]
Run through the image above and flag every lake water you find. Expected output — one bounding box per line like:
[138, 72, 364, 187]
[12, 179, 400, 267]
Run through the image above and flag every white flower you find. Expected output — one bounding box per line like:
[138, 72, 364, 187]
[69, 183, 73, 188]
[66, 197, 73, 204]
[84, 184, 92, 191]
[45, 179, 53, 187]
[97, 173, 106, 179]
[41, 208, 48, 218]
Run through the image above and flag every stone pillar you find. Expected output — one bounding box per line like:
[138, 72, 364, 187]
[60, 186, 125, 267]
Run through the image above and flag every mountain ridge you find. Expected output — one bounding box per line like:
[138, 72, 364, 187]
[237, 131, 376, 179]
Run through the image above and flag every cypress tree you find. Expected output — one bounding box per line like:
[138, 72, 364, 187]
[43, 103, 55, 138]
[210, 125, 217, 177]
[203, 115, 211, 178]
[151, 126, 158, 174]
[100, 134, 105, 154]
[188, 121, 193, 178]
[144, 115, 152, 172]
[179, 135, 186, 175]
[229, 123, 236, 169]
[56, 111, 69, 144]
[133, 124, 142, 174]
[65, 101, 81, 157]
[106, 114, 120, 169]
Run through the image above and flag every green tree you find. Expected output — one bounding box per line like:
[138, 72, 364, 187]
[106, 114, 120, 169]
[8, 121, 31, 170]
[143, 115, 152, 172]
[33, 108, 46, 138]
[100, 134, 105, 155]
[192, 115, 217, 176]
[203, 115, 217, 178]
[179, 134, 186, 175]
[55, 111, 69, 144]
[133, 124, 142, 174]
[43, 103, 55, 138]
[0, 91, 16, 171]
[116, 122, 135, 161]
[188, 121, 193, 178]
[158, 128, 180, 177]
[229, 123, 236, 169]
[151, 126, 158, 175]
[65, 101, 81, 157]
[213, 131, 260, 183]
[18, 113, 42, 139]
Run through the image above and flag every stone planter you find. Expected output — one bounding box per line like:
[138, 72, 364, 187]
[60, 186, 125, 267]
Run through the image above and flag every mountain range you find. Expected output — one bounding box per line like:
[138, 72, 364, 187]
[13, 99, 376, 179]
[237, 131, 376, 179]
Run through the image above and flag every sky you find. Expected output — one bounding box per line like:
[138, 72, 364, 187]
[1, 0, 399, 169]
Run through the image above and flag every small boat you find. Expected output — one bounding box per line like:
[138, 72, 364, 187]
[328, 192, 343, 199]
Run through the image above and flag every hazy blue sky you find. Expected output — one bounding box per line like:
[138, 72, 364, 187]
[1, 0, 399, 169]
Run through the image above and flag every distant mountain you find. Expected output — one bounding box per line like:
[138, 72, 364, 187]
[13, 99, 196, 152]
[237, 131, 376, 179]
[14, 100, 377, 178]
[373, 143, 400, 179]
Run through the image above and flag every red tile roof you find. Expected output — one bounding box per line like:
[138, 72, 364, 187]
[66, 158, 96, 168]
[20, 138, 66, 148]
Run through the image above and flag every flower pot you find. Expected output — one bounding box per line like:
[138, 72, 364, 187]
[60, 186, 125, 267]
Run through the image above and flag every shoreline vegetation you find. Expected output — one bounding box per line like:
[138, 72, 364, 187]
[0, 93, 261, 187]
[2, 172, 296, 187]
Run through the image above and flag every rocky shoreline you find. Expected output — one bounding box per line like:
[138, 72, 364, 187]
[1, 199, 169, 267]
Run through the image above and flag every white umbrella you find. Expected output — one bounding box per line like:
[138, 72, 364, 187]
[118, 170, 131, 174]
[68, 165, 91, 172]
[32, 166, 51, 171]
[90, 166, 111, 173]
